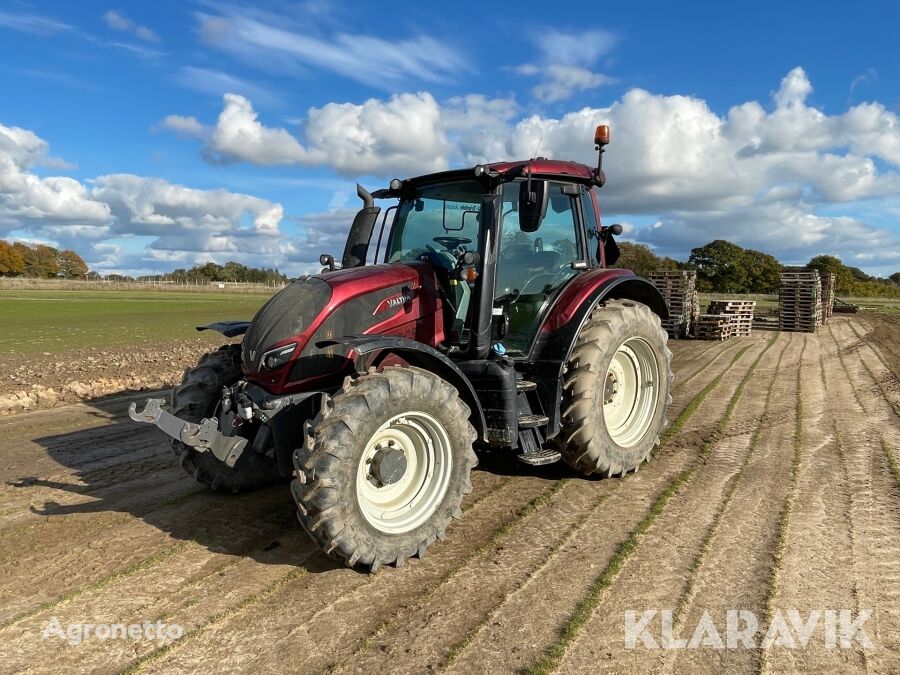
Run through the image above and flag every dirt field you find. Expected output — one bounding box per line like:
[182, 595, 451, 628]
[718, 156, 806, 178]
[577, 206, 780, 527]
[0, 315, 898, 674]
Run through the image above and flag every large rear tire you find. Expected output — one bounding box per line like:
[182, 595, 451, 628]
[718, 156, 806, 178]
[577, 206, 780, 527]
[292, 366, 478, 571]
[170, 345, 281, 493]
[558, 300, 673, 476]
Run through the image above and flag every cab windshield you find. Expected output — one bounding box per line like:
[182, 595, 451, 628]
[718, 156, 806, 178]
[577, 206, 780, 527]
[386, 180, 484, 263]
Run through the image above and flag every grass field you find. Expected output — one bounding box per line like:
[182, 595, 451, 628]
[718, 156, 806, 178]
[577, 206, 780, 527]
[1, 289, 274, 355]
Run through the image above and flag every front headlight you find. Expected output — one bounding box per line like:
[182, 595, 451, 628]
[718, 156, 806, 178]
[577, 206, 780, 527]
[261, 343, 297, 371]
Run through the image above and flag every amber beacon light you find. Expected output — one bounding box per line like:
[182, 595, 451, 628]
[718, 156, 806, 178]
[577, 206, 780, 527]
[594, 124, 610, 147]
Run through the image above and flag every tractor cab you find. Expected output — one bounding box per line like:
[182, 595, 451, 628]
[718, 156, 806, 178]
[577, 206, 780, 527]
[360, 154, 619, 359]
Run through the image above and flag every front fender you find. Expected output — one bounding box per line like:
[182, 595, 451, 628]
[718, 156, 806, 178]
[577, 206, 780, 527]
[196, 321, 251, 338]
[316, 334, 488, 443]
[528, 269, 669, 439]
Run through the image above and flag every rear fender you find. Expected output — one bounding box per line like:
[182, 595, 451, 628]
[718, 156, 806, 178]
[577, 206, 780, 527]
[317, 335, 487, 443]
[528, 270, 669, 438]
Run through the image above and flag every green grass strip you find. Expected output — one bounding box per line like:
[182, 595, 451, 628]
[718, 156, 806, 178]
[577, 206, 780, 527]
[526, 333, 778, 675]
[121, 565, 309, 674]
[882, 437, 900, 494]
[658, 344, 752, 448]
[671, 334, 789, 628]
[758, 335, 806, 674]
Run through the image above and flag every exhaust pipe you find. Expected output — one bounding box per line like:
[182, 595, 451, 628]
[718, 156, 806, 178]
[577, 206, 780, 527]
[341, 184, 381, 269]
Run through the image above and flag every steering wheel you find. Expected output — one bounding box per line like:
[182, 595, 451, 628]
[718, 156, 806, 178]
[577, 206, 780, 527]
[432, 236, 472, 250]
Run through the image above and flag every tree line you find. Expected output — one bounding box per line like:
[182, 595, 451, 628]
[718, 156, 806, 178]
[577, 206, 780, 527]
[138, 261, 287, 285]
[0, 240, 88, 278]
[3, 236, 898, 296]
[614, 239, 900, 298]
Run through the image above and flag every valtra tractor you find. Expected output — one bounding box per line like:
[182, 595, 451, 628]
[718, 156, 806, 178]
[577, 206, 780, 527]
[130, 125, 673, 571]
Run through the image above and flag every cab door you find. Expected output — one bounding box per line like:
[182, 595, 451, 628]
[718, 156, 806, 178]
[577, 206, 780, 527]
[492, 180, 589, 355]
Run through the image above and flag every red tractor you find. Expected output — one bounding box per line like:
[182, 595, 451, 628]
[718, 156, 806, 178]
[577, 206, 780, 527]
[131, 126, 672, 571]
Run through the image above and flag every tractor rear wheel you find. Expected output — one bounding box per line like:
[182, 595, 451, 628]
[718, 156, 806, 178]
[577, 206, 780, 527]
[170, 345, 281, 493]
[558, 300, 672, 476]
[292, 366, 478, 571]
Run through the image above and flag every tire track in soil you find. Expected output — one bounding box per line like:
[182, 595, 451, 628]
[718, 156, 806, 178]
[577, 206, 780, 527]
[761, 333, 864, 673]
[672, 337, 748, 393]
[327, 337, 774, 675]
[821, 320, 900, 671]
[0, 340, 748, 672]
[135, 339, 763, 675]
[121, 476, 551, 674]
[242, 338, 761, 675]
[441, 337, 779, 675]
[1, 472, 514, 673]
[845, 319, 900, 420]
[541, 332, 794, 675]
[645, 330, 802, 675]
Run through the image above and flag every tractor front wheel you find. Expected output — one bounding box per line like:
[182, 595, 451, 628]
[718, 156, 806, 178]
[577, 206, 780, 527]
[558, 300, 672, 476]
[292, 366, 477, 571]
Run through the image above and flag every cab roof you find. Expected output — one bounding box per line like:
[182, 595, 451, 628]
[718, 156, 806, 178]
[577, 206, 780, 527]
[402, 158, 597, 189]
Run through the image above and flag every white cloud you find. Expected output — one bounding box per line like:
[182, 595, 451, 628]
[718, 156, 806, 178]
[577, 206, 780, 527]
[172, 66, 280, 108]
[205, 94, 322, 166]
[0, 123, 295, 273]
[0, 124, 110, 227]
[102, 10, 160, 43]
[0, 10, 71, 36]
[157, 114, 206, 139]
[517, 29, 619, 102]
[196, 7, 468, 88]
[530, 65, 616, 103]
[196, 92, 447, 175]
[163, 67, 900, 275]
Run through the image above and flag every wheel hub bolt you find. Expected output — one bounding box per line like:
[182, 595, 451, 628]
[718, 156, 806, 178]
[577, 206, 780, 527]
[370, 446, 407, 487]
[604, 372, 618, 404]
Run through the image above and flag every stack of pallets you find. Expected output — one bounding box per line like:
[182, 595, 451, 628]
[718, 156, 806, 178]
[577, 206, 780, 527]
[646, 270, 697, 339]
[820, 272, 835, 324]
[690, 290, 700, 333]
[693, 314, 731, 341]
[707, 300, 756, 337]
[779, 268, 821, 332]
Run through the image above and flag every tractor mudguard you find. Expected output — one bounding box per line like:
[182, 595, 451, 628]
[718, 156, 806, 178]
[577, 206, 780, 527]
[196, 321, 251, 337]
[527, 269, 669, 439]
[316, 334, 488, 443]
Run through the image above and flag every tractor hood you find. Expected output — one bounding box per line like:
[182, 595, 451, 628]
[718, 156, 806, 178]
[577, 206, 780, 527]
[242, 262, 441, 389]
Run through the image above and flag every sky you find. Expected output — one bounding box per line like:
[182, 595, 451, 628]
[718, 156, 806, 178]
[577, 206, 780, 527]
[1, 0, 900, 277]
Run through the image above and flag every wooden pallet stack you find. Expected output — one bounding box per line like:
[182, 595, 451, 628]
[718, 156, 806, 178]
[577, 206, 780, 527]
[707, 300, 756, 337]
[820, 272, 835, 324]
[779, 268, 821, 332]
[690, 290, 700, 333]
[693, 314, 731, 340]
[646, 270, 696, 339]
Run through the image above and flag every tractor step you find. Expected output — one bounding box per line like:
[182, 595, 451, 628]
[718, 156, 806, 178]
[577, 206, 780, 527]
[516, 447, 562, 466]
[517, 413, 549, 428]
[516, 379, 537, 392]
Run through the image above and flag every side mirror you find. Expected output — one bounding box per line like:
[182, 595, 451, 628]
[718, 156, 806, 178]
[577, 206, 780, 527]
[319, 253, 336, 272]
[518, 179, 548, 233]
[607, 223, 623, 236]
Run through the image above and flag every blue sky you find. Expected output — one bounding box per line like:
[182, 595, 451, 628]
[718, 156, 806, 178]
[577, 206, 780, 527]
[2, 0, 899, 276]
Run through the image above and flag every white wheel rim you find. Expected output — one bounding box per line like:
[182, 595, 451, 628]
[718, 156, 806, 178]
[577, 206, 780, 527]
[602, 337, 660, 448]
[356, 411, 453, 534]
